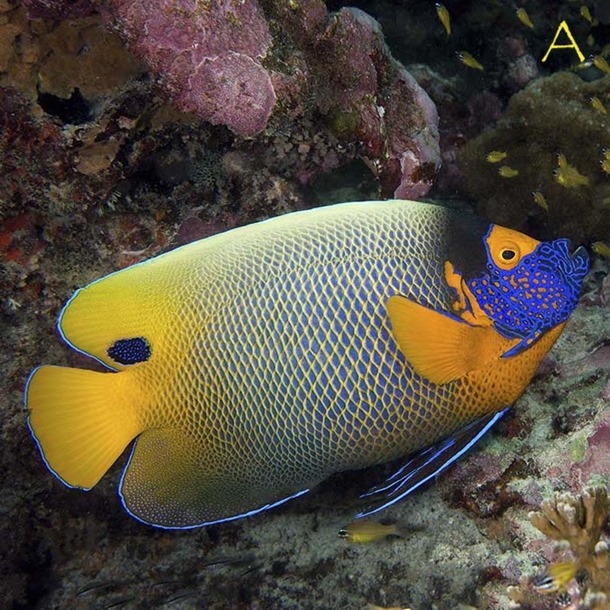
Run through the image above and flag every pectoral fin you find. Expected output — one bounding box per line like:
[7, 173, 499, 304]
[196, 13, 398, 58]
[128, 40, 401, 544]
[386, 295, 508, 384]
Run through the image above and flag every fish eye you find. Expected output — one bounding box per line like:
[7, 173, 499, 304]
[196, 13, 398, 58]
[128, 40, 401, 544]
[493, 241, 522, 270]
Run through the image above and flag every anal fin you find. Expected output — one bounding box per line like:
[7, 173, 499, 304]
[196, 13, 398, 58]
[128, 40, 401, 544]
[119, 429, 309, 529]
[355, 408, 509, 518]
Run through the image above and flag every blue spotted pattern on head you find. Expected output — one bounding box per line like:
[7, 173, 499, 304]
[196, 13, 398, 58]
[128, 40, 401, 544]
[468, 238, 589, 349]
[108, 337, 151, 365]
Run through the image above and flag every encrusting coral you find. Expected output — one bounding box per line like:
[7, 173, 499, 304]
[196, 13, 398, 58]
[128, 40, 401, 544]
[0, 3, 143, 105]
[100, 0, 440, 198]
[6, 0, 440, 200]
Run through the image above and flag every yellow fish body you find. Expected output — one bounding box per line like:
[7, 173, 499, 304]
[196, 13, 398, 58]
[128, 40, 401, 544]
[498, 165, 519, 178]
[593, 54, 610, 74]
[516, 8, 534, 29]
[457, 51, 484, 71]
[486, 150, 508, 163]
[592, 241, 610, 257]
[25, 200, 589, 528]
[435, 3, 451, 36]
[534, 561, 578, 593]
[580, 6, 594, 25]
[590, 96, 606, 114]
[338, 520, 404, 543]
[555, 153, 590, 188]
[532, 191, 549, 211]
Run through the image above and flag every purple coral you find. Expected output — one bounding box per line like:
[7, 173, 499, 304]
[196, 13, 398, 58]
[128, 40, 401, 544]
[23, 0, 96, 19]
[102, 0, 440, 194]
[300, 7, 440, 197]
[385, 66, 440, 199]
[106, 0, 275, 137]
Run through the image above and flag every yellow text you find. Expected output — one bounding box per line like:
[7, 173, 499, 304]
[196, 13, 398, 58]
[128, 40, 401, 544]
[542, 20, 584, 63]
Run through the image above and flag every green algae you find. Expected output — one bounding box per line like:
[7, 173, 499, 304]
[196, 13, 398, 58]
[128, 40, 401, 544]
[569, 433, 588, 463]
[459, 71, 610, 243]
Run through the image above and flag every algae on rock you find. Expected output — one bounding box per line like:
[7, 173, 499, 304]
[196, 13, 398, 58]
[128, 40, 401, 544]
[459, 72, 610, 243]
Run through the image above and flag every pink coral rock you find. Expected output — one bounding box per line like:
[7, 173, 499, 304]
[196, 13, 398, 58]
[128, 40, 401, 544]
[102, 0, 439, 191]
[106, 0, 274, 137]
[309, 7, 440, 197]
[23, 0, 95, 19]
[175, 53, 275, 138]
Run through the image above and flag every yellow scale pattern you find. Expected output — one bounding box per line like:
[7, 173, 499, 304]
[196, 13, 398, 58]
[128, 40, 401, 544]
[110, 203, 484, 525]
[62, 201, 560, 527]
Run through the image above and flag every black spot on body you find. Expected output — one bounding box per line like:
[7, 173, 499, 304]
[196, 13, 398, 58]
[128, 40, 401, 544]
[108, 337, 151, 365]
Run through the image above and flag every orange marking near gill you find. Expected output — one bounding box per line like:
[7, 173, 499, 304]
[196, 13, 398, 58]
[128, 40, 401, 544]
[443, 260, 492, 327]
[443, 261, 466, 311]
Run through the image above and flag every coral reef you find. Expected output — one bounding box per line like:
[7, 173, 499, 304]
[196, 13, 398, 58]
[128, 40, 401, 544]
[22, 0, 95, 19]
[1, 3, 143, 104]
[459, 72, 610, 243]
[507, 487, 610, 609]
[5, 0, 441, 200]
[101, 0, 440, 197]
[104, 0, 275, 137]
[1, 0, 609, 608]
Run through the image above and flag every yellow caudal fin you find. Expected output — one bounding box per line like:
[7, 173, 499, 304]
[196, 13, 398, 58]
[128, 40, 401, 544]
[25, 366, 144, 490]
[387, 295, 512, 385]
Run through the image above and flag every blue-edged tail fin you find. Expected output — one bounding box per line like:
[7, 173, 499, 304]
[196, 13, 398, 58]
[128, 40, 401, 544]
[25, 365, 143, 490]
[356, 408, 509, 518]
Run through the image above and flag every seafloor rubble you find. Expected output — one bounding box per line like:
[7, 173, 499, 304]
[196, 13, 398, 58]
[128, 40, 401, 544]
[0, 0, 609, 609]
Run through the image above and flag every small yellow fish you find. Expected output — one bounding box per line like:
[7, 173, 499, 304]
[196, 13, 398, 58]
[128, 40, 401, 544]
[593, 54, 610, 74]
[338, 520, 405, 543]
[600, 156, 610, 174]
[533, 561, 578, 594]
[591, 241, 610, 257]
[435, 3, 451, 36]
[498, 165, 519, 178]
[554, 153, 590, 188]
[532, 191, 549, 211]
[486, 150, 508, 163]
[580, 5, 593, 24]
[457, 51, 484, 71]
[516, 8, 534, 29]
[590, 96, 607, 114]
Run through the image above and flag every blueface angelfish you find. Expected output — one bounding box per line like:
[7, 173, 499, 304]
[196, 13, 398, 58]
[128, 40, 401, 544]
[24, 200, 589, 529]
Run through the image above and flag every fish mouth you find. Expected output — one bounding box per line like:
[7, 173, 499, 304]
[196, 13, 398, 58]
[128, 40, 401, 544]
[572, 245, 589, 264]
[551, 239, 590, 280]
[570, 244, 590, 279]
